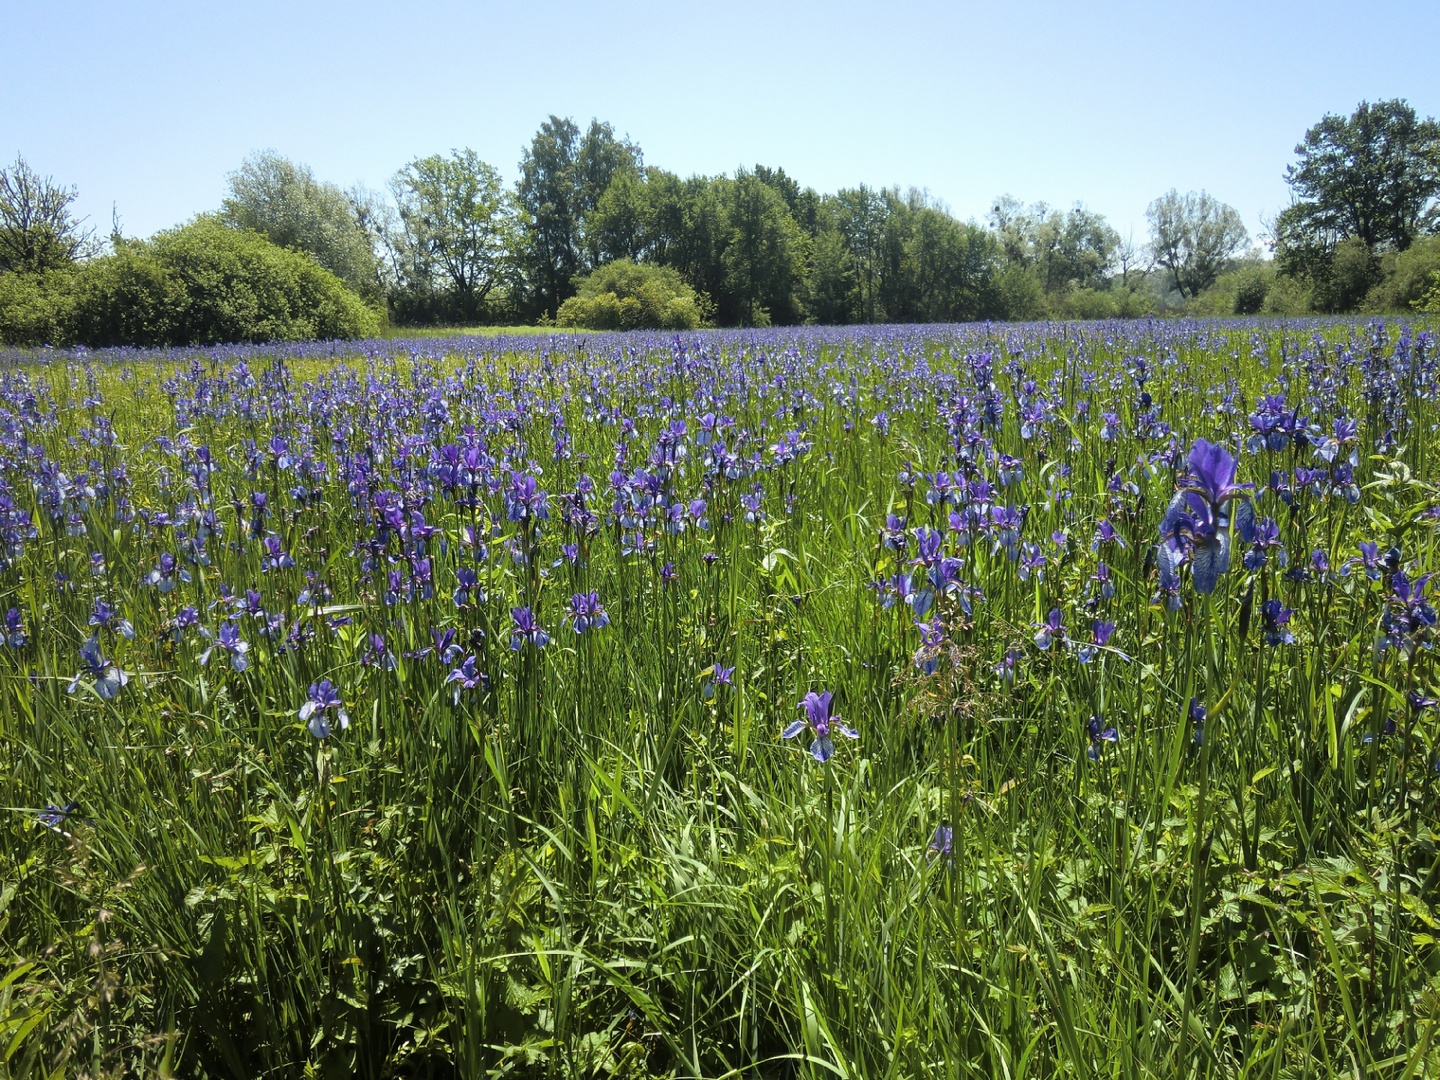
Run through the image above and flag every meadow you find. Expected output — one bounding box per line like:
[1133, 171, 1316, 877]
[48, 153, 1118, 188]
[1, 319, 1438, 1079]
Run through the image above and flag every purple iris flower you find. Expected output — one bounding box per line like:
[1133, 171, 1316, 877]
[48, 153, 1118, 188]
[1189, 697, 1207, 746]
[147, 552, 191, 593]
[1077, 620, 1116, 663]
[1035, 609, 1066, 651]
[199, 621, 249, 672]
[363, 633, 398, 670]
[927, 825, 954, 863]
[994, 649, 1021, 684]
[1092, 519, 1125, 551]
[1086, 714, 1119, 760]
[510, 606, 550, 651]
[1346, 541, 1383, 581]
[1018, 543, 1046, 582]
[261, 535, 294, 572]
[703, 661, 736, 700]
[1242, 517, 1285, 571]
[299, 679, 349, 738]
[4, 607, 26, 648]
[89, 599, 135, 639]
[445, 655, 486, 703]
[506, 473, 549, 523]
[1379, 570, 1436, 655]
[1262, 600, 1295, 646]
[782, 690, 858, 763]
[566, 591, 610, 634]
[68, 636, 128, 700]
[453, 568, 480, 608]
[37, 801, 80, 833]
[1158, 439, 1256, 596]
[1407, 689, 1438, 712]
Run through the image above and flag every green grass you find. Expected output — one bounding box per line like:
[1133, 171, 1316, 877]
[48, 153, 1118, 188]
[1, 320, 1439, 1078]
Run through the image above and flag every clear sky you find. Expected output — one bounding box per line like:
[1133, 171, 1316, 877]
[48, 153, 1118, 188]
[4, 0, 1438, 247]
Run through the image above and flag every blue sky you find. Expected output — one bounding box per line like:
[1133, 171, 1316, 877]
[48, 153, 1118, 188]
[4, 0, 1437, 246]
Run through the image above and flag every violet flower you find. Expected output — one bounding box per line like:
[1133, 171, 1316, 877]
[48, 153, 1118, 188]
[782, 690, 857, 763]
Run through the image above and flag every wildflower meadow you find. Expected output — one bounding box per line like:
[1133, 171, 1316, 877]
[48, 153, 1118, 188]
[2, 319, 1439, 1077]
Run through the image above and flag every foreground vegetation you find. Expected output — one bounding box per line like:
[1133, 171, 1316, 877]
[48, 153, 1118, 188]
[1, 318, 1438, 1077]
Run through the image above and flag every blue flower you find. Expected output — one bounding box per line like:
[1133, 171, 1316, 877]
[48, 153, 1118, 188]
[299, 679, 349, 738]
[1158, 439, 1255, 596]
[1034, 609, 1066, 651]
[444, 655, 486, 703]
[4, 607, 26, 648]
[199, 621, 249, 672]
[1189, 697, 1207, 746]
[782, 690, 858, 763]
[566, 591, 610, 634]
[1086, 714, 1119, 760]
[927, 825, 953, 863]
[510, 606, 550, 650]
[68, 636, 128, 700]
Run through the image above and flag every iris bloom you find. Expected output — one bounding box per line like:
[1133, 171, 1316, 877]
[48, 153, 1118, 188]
[510, 606, 550, 650]
[1158, 439, 1255, 595]
[1077, 620, 1117, 663]
[566, 591, 610, 634]
[4, 607, 25, 648]
[1086, 714, 1119, 760]
[445, 655, 486, 703]
[69, 637, 128, 699]
[1035, 609, 1066, 651]
[1189, 697, 1207, 746]
[783, 690, 857, 763]
[300, 679, 349, 738]
[199, 621, 249, 671]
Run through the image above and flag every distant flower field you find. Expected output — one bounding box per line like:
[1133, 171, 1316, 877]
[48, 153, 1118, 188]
[2, 320, 1438, 1077]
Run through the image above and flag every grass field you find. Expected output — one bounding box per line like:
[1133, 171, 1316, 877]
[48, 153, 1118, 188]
[2, 319, 1439, 1078]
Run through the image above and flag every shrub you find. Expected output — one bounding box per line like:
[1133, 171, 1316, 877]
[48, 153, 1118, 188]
[1232, 268, 1270, 314]
[1417, 270, 1440, 313]
[556, 259, 708, 330]
[1363, 235, 1440, 312]
[0, 219, 383, 347]
[0, 267, 75, 345]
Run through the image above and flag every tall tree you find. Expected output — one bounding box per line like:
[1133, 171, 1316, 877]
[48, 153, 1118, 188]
[1284, 99, 1440, 253]
[723, 170, 806, 326]
[222, 151, 381, 298]
[834, 185, 888, 322]
[0, 155, 95, 275]
[1146, 190, 1247, 299]
[986, 197, 1118, 294]
[390, 149, 512, 321]
[515, 117, 642, 317]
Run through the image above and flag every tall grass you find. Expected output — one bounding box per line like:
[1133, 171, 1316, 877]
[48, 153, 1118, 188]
[1, 320, 1438, 1078]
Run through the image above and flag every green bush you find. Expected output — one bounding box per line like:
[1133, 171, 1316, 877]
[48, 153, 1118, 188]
[0, 267, 75, 345]
[556, 259, 709, 330]
[1363, 235, 1440, 313]
[0, 219, 382, 347]
[1232, 268, 1270, 314]
[1417, 270, 1440, 313]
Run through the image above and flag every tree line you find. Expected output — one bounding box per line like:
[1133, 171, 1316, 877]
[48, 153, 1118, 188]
[2, 99, 1438, 344]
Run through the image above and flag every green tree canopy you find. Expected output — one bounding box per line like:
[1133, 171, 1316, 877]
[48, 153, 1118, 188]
[221, 151, 381, 299]
[0, 218, 382, 347]
[0, 155, 95, 275]
[389, 149, 512, 323]
[1145, 189, 1248, 299]
[1283, 99, 1440, 254]
[514, 117, 643, 318]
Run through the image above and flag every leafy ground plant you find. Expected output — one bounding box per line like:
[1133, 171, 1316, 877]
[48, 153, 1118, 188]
[1, 319, 1439, 1077]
